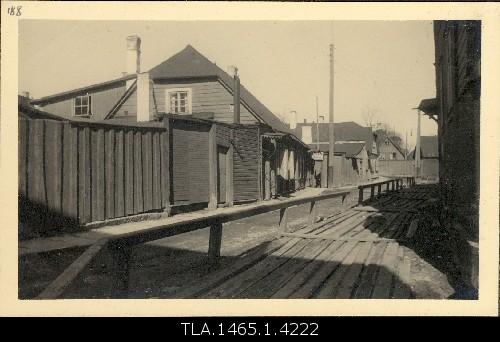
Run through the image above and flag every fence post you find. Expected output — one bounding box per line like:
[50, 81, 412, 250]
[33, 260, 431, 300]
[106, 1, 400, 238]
[208, 223, 223, 264]
[309, 201, 317, 226]
[358, 187, 364, 204]
[279, 207, 289, 232]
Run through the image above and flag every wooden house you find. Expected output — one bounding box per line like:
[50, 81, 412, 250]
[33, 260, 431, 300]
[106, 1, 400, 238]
[294, 121, 377, 186]
[375, 131, 406, 161]
[27, 36, 311, 219]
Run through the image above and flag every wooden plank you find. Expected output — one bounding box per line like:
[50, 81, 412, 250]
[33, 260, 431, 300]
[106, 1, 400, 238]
[208, 124, 217, 209]
[315, 241, 362, 298]
[36, 239, 109, 299]
[78, 126, 91, 224]
[204, 238, 307, 298]
[208, 223, 223, 263]
[114, 130, 125, 218]
[105, 129, 115, 219]
[173, 238, 291, 298]
[291, 241, 357, 298]
[134, 130, 143, 214]
[352, 241, 388, 298]
[392, 246, 412, 299]
[91, 128, 105, 222]
[62, 122, 78, 220]
[124, 130, 134, 216]
[279, 232, 396, 243]
[28, 119, 45, 207]
[18, 118, 28, 195]
[226, 143, 234, 207]
[239, 239, 331, 298]
[151, 132, 160, 209]
[271, 240, 344, 298]
[334, 241, 374, 298]
[142, 131, 152, 212]
[44, 121, 63, 214]
[371, 242, 399, 298]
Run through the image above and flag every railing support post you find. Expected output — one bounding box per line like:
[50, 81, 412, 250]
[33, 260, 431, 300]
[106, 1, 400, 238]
[370, 185, 375, 201]
[309, 201, 317, 226]
[279, 207, 289, 232]
[358, 187, 364, 204]
[386, 182, 390, 193]
[391, 180, 395, 191]
[208, 223, 223, 265]
[377, 184, 382, 197]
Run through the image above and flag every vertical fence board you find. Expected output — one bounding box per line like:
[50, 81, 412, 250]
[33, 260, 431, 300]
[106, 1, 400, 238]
[114, 130, 125, 218]
[142, 131, 152, 212]
[78, 126, 91, 224]
[44, 120, 63, 214]
[160, 124, 170, 210]
[105, 129, 115, 219]
[28, 120, 46, 207]
[62, 122, 78, 220]
[134, 130, 143, 214]
[152, 132, 160, 209]
[124, 130, 134, 216]
[18, 118, 28, 196]
[91, 128, 105, 222]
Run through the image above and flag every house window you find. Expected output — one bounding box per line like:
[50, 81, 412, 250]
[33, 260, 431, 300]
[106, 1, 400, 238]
[166, 88, 192, 114]
[392, 152, 397, 160]
[389, 152, 394, 160]
[74, 95, 92, 116]
[384, 140, 389, 145]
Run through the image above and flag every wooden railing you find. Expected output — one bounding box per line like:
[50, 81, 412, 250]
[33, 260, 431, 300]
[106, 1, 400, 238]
[357, 177, 415, 204]
[36, 189, 350, 299]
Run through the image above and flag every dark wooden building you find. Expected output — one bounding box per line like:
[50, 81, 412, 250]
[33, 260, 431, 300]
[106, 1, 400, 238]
[418, 20, 480, 291]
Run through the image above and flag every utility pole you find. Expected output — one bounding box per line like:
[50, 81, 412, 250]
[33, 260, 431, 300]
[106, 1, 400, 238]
[405, 130, 408, 160]
[415, 110, 421, 177]
[328, 44, 335, 188]
[316, 96, 320, 151]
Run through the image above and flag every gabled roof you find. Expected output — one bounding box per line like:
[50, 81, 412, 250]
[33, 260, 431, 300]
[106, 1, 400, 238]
[149, 45, 291, 133]
[31, 74, 136, 106]
[409, 135, 438, 159]
[296, 121, 374, 153]
[374, 130, 406, 157]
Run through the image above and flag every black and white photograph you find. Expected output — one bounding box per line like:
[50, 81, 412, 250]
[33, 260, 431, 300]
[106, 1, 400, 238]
[1, 2, 498, 317]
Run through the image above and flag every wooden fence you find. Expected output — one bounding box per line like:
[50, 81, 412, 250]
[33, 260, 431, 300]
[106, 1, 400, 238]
[19, 117, 169, 239]
[377, 159, 438, 179]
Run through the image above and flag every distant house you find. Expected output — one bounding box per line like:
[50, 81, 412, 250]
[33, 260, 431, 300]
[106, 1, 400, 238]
[27, 36, 311, 210]
[295, 121, 377, 186]
[375, 131, 406, 160]
[408, 136, 438, 160]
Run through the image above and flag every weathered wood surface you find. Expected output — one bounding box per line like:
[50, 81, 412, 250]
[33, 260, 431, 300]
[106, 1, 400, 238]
[172, 187, 433, 299]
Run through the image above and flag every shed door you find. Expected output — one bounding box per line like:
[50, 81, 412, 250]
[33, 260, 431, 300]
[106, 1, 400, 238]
[217, 146, 228, 204]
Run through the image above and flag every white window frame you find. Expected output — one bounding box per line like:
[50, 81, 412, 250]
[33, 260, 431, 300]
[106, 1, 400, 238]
[73, 94, 92, 117]
[165, 88, 192, 115]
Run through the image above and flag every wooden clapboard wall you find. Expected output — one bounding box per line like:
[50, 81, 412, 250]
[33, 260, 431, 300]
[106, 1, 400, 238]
[232, 126, 260, 202]
[18, 117, 169, 239]
[170, 119, 210, 206]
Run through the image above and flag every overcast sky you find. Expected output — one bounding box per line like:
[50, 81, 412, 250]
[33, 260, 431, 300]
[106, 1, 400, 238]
[19, 20, 437, 147]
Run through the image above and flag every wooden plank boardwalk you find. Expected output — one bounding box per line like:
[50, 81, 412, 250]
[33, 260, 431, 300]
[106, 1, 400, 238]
[172, 187, 436, 299]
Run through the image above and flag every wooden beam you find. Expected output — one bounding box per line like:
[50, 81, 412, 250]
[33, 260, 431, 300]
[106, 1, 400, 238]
[309, 201, 317, 226]
[208, 223, 223, 264]
[36, 239, 109, 299]
[279, 207, 289, 232]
